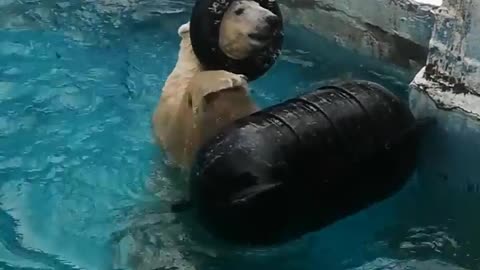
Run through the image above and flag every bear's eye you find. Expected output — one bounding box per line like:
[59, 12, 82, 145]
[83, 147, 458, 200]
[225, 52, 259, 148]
[234, 8, 244, 15]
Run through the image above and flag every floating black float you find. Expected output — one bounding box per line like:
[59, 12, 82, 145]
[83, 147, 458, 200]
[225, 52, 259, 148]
[189, 0, 284, 81]
[188, 80, 432, 245]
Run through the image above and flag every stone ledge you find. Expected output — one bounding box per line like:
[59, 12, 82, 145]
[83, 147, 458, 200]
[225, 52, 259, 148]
[409, 67, 480, 120]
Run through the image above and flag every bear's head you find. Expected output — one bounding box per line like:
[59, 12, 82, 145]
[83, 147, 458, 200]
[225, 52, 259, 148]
[219, 0, 280, 60]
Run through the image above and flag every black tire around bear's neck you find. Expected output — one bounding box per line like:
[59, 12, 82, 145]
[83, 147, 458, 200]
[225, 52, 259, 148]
[189, 0, 284, 81]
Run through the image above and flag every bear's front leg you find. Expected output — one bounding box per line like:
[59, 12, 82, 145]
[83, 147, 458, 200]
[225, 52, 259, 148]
[190, 70, 248, 93]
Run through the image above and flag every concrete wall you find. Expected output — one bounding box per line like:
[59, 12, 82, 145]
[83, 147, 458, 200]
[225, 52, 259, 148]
[410, 0, 480, 119]
[407, 0, 480, 227]
[278, 0, 436, 72]
[423, 0, 480, 95]
[279, 0, 480, 119]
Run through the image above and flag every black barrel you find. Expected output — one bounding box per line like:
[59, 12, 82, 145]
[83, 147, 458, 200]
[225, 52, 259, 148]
[189, 80, 424, 245]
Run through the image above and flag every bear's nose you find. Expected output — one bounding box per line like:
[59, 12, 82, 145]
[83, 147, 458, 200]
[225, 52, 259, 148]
[266, 15, 280, 29]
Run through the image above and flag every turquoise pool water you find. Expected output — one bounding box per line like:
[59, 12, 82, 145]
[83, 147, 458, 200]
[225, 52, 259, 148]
[1, 1, 479, 270]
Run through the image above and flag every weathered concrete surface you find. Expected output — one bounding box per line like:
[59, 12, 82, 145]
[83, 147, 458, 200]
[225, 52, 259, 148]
[410, 0, 480, 119]
[410, 67, 480, 118]
[423, 0, 480, 95]
[278, 0, 436, 72]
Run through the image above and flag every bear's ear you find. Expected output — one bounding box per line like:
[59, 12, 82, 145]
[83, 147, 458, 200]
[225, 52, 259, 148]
[178, 22, 190, 37]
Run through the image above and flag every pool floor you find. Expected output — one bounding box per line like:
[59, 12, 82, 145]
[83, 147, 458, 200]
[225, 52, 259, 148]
[0, 1, 478, 270]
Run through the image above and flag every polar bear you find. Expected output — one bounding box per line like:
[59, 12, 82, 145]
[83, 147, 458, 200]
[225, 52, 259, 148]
[152, 1, 280, 170]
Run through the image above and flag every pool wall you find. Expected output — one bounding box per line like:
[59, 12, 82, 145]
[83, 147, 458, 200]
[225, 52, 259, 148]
[278, 0, 435, 73]
[279, 0, 480, 119]
[410, 0, 480, 119]
[408, 0, 480, 243]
